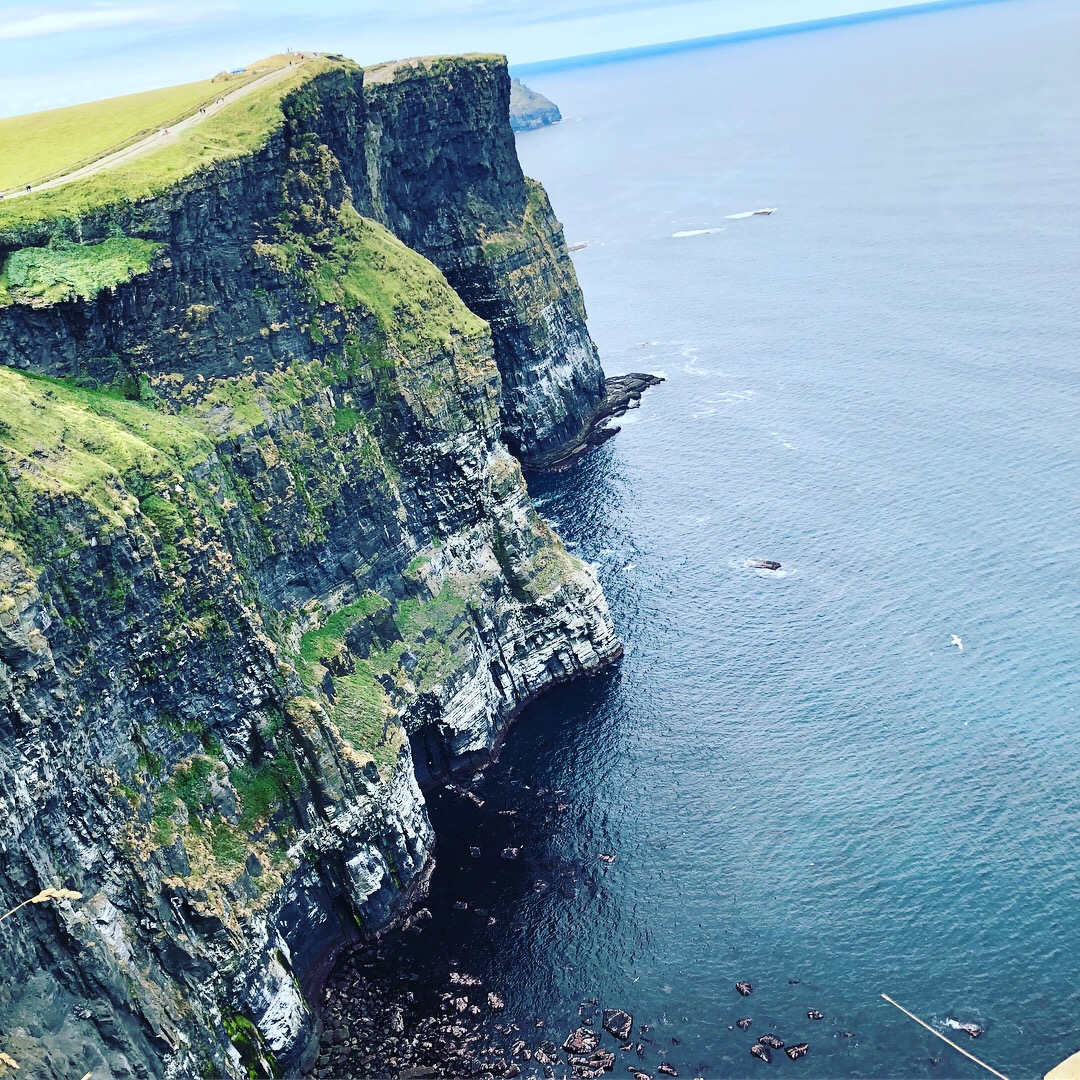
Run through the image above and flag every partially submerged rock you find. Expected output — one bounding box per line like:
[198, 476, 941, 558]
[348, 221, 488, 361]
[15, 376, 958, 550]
[736, 981, 754, 997]
[603, 1009, 634, 1042]
[564, 1028, 602, 1055]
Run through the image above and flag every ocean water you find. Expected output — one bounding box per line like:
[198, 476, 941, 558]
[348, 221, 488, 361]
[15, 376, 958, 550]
[327, 2, 1080, 1076]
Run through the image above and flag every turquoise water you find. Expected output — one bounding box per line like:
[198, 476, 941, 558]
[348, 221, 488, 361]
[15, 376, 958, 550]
[330, 2, 1080, 1076]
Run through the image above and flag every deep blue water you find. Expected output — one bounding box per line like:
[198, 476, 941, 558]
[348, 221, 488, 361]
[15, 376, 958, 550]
[330, 2, 1080, 1076]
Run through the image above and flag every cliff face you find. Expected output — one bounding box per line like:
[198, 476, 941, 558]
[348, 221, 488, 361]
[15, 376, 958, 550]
[0, 56, 620, 1078]
[508, 78, 563, 132]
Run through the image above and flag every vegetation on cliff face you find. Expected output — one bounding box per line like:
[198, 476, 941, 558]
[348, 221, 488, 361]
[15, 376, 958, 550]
[0, 236, 162, 305]
[0, 49, 618, 1080]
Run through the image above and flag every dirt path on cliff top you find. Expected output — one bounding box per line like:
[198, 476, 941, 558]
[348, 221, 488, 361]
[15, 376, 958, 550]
[3, 61, 310, 201]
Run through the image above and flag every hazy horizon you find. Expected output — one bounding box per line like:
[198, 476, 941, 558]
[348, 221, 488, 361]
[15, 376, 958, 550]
[0, 0, 1020, 118]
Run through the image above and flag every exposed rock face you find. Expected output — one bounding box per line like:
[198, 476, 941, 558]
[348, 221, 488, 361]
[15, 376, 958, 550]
[0, 55, 622, 1078]
[509, 77, 563, 131]
[362, 56, 610, 468]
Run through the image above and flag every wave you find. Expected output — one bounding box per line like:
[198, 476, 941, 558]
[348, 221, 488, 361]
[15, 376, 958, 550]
[672, 227, 725, 237]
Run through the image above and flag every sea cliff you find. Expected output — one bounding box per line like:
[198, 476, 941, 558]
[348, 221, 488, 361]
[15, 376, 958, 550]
[0, 54, 625, 1078]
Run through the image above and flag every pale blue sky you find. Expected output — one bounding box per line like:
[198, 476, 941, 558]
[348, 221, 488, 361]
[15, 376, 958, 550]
[0, 0, 1011, 116]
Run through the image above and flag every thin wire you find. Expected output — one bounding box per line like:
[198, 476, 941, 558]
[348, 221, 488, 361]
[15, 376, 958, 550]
[881, 993, 1010, 1080]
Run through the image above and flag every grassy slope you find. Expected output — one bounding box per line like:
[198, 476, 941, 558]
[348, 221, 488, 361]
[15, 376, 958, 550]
[0, 78, 236, 192]
[0, 56, 352, 238]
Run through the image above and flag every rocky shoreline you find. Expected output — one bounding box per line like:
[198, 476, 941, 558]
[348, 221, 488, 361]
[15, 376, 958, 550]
[526, 374, 665, 472]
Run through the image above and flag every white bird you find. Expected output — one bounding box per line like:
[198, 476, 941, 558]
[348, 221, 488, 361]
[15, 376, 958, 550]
[950, 634, 964, 652]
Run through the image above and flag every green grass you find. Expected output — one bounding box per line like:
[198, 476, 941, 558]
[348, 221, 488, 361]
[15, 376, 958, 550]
[0, 57, 355, 241]
[0, 237, 161, 304]
[299, 591, 390, 664]
[0, 367, 212, 530]
[0, 77, 242, 192]
[394, 581, 471, 691]
[267, 205, 486, 352]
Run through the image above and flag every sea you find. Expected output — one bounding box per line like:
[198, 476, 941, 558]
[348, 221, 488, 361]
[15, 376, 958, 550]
[325, 2, 1080, 1076]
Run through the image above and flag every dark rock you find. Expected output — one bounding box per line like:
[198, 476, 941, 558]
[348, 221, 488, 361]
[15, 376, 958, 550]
[470, 846, 482, 858]
[758, 1034, 784, 1050]
[747, 559, 782, 571]
[807, 1011, 823, 1021]
[603, 1010, 634, 1042]
[736, 1018, 752, 1030]
[501, 847, 520, 860]
[658, 1064, 678, 1076]
[736, 981, 753, 997]
[750, 1044, 772, 1063]
[958, 1023, 984, 1038]
[785, 1043, 810, 1060]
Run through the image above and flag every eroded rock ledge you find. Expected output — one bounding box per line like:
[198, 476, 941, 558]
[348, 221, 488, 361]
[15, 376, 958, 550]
[0, 52, 634, 1079]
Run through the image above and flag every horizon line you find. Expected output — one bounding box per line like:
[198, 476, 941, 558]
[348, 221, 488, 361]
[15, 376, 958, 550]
[508, 0, 1019, 76]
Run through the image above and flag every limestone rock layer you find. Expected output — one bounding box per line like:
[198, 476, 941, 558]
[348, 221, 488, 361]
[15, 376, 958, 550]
[0, 55, 619, 1078]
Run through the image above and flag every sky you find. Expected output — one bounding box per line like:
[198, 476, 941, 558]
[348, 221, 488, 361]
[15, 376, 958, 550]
[0, 0, 1013, 116]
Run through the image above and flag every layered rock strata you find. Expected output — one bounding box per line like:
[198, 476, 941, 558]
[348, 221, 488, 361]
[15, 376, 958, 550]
[0, 54, 624, 1078]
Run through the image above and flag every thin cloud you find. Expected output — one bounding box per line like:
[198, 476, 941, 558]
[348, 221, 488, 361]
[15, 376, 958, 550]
[0, 2, 234, 41]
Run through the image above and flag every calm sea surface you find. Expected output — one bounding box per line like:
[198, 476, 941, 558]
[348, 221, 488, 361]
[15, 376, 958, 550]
[331, 3, 1080, 1076]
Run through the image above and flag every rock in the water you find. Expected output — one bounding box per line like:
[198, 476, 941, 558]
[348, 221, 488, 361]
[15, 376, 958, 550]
[750, 1044, 772, 1063]
[736, 1018, 753, 1030]
[487, 992, 505, 1010]
[807, 1010, 823, 1021]
[758, 1035, 784, 1050]
[785, 1043, 810, 1060]
[501, 846, 521, 859]
[469, 846, 481, 858]
[603, 1009, 634, 1042]
[658, 1064, 678, 1076]
[564, 1028, 602, 1055]
[747, 559, 782, 571]
[736, 981, 754, 997]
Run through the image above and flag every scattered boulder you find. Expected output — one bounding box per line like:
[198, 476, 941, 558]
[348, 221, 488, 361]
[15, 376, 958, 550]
[785, 1043, 810, 1060]
[603, 1010, 634, 1042]
[452, 900, 468, 910]
[736, 1018, 752, 1030]
[750, 1044, 772, 1063]
[758, 1035, 784, 1050]
[564, 1028, 602, 1055]
[487, 992, 505, 1011]
[838, 1031, 855, 1038]
[736, 981, 753, 997]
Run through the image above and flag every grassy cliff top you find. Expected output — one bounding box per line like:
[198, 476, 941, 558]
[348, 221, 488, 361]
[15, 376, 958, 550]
[0, 71, 261, 194]
[0, 54, 355, 238]
[363, 53, 504, 83]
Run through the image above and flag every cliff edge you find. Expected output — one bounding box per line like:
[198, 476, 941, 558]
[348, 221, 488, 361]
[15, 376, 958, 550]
[0, 54, 625, 1078]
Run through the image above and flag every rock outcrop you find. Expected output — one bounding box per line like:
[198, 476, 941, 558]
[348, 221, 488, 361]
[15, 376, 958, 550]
[509, 77, 562, 132]
[0, 53, 626, 1078]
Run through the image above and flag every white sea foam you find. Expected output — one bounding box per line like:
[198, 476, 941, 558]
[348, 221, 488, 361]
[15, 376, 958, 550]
[672, 227, 725, 237]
